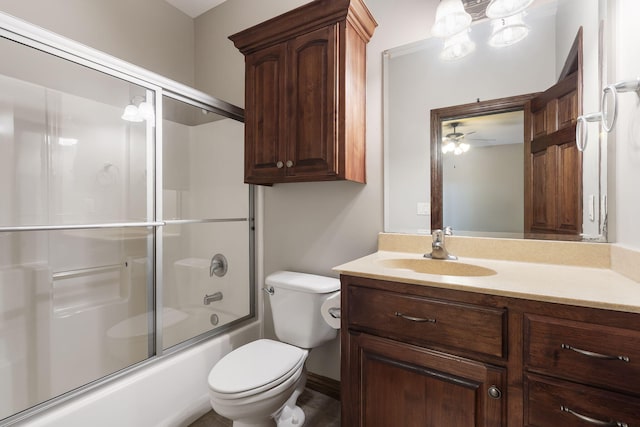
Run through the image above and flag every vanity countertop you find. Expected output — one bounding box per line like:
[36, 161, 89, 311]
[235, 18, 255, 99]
[334, 249, 640, 314]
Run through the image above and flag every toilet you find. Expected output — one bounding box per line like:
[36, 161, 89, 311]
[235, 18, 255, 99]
[207, 271, 340, 427]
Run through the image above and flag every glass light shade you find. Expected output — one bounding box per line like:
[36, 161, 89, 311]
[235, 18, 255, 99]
[441, 30, 476, 61]
[121, 104, 143, 122]
[442, 141, 457, 153]
[485, 0, 533, 18]
[489, 13, 529, 47]
[137, 101, 155, 122]
[431, 0, 472, 38]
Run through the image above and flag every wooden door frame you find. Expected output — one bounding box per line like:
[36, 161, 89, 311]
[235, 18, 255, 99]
[430, 93, 539, 231]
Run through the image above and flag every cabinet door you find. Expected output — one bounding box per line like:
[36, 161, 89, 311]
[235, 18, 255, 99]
[344, 332, 505, 427]
[286, 25, 337, 179]
[244, 43, 287, 184]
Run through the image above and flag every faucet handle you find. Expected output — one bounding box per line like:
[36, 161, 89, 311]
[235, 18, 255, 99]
[444, 226, 453, 236]
[432, 229, 443, 240]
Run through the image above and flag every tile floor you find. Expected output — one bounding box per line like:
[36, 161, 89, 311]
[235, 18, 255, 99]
[189, 388, 340, 427]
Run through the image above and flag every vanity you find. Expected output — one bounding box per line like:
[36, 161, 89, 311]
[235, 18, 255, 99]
[335, 234, 640, 426]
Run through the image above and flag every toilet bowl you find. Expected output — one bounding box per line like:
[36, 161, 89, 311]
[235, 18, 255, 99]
[208, 339, 308, 427]
[207, 271, 340, 427]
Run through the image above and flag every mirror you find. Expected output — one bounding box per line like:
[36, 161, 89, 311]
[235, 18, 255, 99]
[383, 0, 606, 241]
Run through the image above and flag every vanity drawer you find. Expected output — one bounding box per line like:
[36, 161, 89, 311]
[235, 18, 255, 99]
[525, 314, 640, 395]
[525, 374, 640, 427]
[347, 286, 506, 358]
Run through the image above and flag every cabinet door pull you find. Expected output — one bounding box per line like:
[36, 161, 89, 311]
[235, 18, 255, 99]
[561, 344, 630, 362]
[560, 406, 628, 427]
[276, 161, 284, 168]
[394, 312, 436, 323]
[285, 160, 294, 167]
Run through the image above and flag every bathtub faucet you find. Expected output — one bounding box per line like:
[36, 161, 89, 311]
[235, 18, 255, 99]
[204, 291, 223, 305]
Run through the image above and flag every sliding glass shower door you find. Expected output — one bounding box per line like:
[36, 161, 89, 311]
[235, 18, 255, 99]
[0, 15, 252, 424]
[0, 35, 157, 420]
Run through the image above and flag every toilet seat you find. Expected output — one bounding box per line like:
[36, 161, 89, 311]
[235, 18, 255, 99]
[208, 339, 307, 400]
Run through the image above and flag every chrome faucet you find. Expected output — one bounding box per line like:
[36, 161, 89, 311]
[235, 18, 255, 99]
[424, 229, 457, 260]
[204, 291, 223, 305]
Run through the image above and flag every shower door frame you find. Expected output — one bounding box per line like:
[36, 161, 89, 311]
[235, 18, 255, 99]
[0, 11, 254, 426]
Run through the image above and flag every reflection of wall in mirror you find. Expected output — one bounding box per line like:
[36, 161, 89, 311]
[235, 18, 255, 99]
[386, 7, 556, 234]
[556, 0, 601, 237]
[443, 142, 524, 236]
[386, 0, 603, 237]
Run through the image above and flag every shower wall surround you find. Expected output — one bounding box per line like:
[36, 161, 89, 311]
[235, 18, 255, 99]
[0, 12, 253, 425]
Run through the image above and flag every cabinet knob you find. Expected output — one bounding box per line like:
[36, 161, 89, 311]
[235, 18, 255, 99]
[276, 161, 284, 169]
[487, 386, 502, 399]
[286, 160, 294, 167]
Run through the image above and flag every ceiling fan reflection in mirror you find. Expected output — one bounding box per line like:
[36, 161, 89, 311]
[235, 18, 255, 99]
[441, 122, 471, 155]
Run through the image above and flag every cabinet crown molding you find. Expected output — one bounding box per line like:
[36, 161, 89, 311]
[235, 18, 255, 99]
[229, 0, 377, 55]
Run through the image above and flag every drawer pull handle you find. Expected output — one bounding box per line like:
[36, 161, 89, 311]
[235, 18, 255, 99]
[561, 344, 630, 362]
[560, 406, 628, 427]
[394, 312, 436, 323]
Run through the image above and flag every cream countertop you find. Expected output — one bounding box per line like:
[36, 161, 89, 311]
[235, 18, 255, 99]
[333, 234, 640, 314]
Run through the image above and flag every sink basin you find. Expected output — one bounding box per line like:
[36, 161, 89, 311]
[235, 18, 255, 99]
[378, 258, 497, 277]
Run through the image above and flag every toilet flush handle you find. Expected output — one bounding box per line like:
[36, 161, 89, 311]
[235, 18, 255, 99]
[263, 286, 274, 295]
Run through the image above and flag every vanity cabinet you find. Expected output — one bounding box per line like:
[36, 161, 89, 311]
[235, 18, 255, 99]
[524, 313, 640, 426]
[342, 277, 508, 427]
[341, 274, 640, 427]
[229, 0, 376, 185]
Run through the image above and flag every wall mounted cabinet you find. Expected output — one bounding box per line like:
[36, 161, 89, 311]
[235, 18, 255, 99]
[230, 0, 376, 185]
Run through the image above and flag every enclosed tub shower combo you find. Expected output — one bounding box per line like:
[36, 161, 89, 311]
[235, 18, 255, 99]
[0, 12, 254, 425]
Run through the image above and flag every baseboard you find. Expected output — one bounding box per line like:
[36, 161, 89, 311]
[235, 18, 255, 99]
[306, 372, 340, 401]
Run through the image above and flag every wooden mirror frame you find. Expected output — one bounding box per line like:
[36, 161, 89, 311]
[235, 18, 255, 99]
[430, 93, 539, 231]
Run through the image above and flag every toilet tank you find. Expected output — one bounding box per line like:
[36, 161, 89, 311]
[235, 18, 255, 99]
[266, 271, 340, 349]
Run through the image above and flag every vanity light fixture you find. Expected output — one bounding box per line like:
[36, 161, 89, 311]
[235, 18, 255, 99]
[488, 12, 530, 47]
[431, 0, 472, 38]
[121, 95, 155, 123]
[434, 0, 532, 60]
[441, 29, 476, 60]
[485, 0, 533, 19]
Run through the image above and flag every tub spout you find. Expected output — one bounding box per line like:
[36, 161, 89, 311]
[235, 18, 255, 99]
[204, 291, 223, 305]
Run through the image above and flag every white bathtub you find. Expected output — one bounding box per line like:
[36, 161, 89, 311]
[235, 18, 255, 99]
[12, 320, 260, 427]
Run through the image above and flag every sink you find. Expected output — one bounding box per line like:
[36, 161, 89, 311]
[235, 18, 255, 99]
[378, 258, 497, 277]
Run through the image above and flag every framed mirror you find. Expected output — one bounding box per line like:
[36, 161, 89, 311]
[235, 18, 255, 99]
[383, 0, 606, 241]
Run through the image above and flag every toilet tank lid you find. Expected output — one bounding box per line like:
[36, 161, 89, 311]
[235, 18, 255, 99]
[265, 271, 340, 293]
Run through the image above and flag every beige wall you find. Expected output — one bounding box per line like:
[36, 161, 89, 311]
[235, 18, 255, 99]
[0, 0, 195, 85]
[194, 0, 437, 380]
[194, 0, 311, 106]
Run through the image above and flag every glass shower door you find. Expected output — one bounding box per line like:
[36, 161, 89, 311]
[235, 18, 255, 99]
[0, 37, 156, 420]
[161, 95, 251, 350]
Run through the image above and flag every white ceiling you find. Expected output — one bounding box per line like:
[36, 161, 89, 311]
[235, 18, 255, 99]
[443, 111, 524, 148]
[164, 0, 228, 18]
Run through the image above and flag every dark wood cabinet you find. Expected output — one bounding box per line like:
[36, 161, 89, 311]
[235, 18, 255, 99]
[230, 0, 376, 185]
[341, 274, 640, 427]
[342, 277, 508, 427]
[347, 332, 505, 427]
